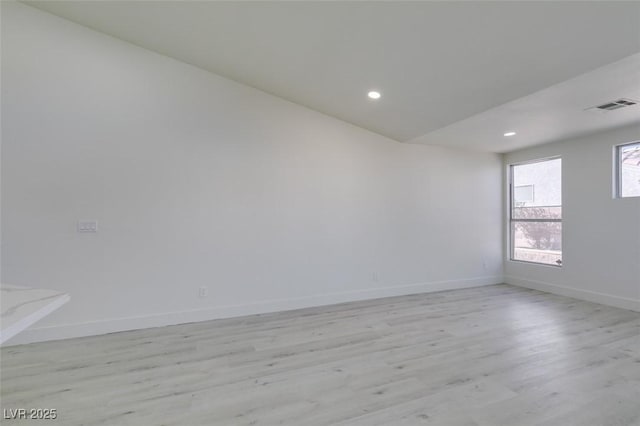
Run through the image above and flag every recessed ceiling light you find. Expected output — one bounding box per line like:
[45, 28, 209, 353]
[504, 131, 516, 137]
[368, 91, 381, 100]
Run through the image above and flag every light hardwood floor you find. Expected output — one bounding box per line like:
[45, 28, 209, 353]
[1, 284, 639, 425]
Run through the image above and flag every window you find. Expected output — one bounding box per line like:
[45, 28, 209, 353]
[616, 142, 640, 198]
[510, 158, 562, 266]
[514, 185, 534, 203]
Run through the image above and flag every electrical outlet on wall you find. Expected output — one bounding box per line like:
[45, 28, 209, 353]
[198, 287, 208, 298]
[481, 256, 489, 271]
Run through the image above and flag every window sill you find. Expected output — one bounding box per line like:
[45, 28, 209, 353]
[508, 259, 562, 268]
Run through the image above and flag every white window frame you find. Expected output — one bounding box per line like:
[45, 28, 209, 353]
[615, 141, 640, 199]
[508, 157, 562, 267]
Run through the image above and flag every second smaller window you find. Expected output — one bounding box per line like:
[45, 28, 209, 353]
[616, 141, 640, 198]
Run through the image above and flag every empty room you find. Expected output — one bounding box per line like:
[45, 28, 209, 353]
[1, 1, 639, 425]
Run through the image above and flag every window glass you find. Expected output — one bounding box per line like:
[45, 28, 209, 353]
[510, 158, 562, 266]
[619, 142, 640, 198]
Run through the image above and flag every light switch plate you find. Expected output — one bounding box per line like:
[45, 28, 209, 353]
[77, 220, 98, 233]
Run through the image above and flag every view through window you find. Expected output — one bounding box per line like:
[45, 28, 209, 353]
[510, 158, 562, 266]
[618, 142, 640, 198]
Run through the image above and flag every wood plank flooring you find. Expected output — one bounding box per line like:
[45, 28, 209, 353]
[1, 284, 639, 425]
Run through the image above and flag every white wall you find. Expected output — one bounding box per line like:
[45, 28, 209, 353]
[1, 3, 503, 345]
[504, 124, 640, 311]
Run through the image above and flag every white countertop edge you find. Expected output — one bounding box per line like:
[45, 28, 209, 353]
[0, 294, 70, 345]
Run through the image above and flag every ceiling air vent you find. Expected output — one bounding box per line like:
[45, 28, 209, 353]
[587, 98, 638, 112]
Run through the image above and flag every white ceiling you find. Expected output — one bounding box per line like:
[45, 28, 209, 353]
[25, 1, 640, 152]
[410, 53, 640, 153]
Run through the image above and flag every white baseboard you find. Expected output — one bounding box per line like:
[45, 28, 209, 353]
[6, 276, 502, 346]
[505, 275, 640, 312]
